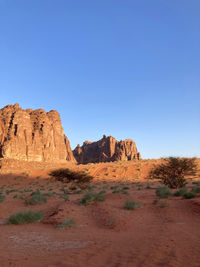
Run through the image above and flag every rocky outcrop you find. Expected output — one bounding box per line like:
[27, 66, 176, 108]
[0, 104, 76, 162]
[73, 135, 141, 164]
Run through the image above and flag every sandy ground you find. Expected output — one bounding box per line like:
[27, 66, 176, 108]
[0, 159, 200, 267]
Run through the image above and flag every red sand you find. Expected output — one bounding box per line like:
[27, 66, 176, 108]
[0, 159, 200, 267]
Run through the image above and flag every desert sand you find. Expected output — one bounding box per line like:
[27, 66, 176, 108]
[0, 159, 200, 267]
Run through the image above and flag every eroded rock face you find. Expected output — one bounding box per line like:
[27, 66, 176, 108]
[0, 104, 76, 162]
[73, 135, 141, 164]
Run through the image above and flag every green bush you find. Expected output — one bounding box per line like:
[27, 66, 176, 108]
[13, 193, 26, 200]
[156, 186, 171, 198]
[124, 199, 141, 210]
[7, 210, 43, 225]
[191, 186, 200, 194]
[49, 168, 93, 184]
[25, 190, 47, 205]
[148, 157, 197, 188]
[122, 185, 129, 190]
[56, 217, 76, 229]
[174, 187, 187, 197]
[183, 191, 196, 199]
[80, 191, 105, 205]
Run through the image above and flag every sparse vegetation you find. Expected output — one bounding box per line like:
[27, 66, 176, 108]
[191, 186, 200, 194]
[7, 210, 43, 225]
[124, 199, 141, 210]
[25, 190, 47, 205]
[183, 191, 196, 199]
[59, 193, 69, 200]
[13, 193, 26, 199]
[56, 217, 76, 229]
[152, 199, 159, 205]
[174, 187, 187, 197]
[49, 168, 93, 183]
[148, 157, 197, 188]
[105, 216, 116, 229]
[156, 186, 171, 198]
[80, 191, 105, 205]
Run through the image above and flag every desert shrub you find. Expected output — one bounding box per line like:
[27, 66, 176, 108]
[174, 187, 187, 197]
[156, 186, 171, 198]
[124, 199, 141, 210]
[183, 191, 196, 199]
[56, 217, 76, 229]
[69, 185, 78, 191]
[60, 187, 68, 192]
[6, 189, 19, 195]
[59, 193, 69, 200]
[122, 185, 129, 190]
[13, 193, 26, 199]
[80, 191, 105, 205]
[148, 157, 197, 188]
[121, 190, 129, 195]
[110, 185, 119, 190]
[25, 190, 47, 205]
[136, 183, 143, 189]
[7, 210, 43, 225]
[112, 189, 121, 194]
[104, 216, 117, 229]
[24, 188, 32, 192]
[152, 199, 159, 205]
[0, 193, 5, 203]
[49, 168, 93, 184]
[191, 186, 200, 194]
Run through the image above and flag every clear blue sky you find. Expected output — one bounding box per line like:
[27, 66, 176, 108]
[0, 0, 199, 158]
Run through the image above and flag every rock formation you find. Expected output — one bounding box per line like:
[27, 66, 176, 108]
[73, 135, 141, 164]
[0, 103, 76, 162]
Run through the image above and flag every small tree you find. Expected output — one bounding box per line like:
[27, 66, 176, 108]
[148, 157, 197, 188]
[49, 168, 93, 184]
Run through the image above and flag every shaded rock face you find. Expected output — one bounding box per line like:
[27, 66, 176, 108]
[0, 104, 76, 162]
[73, 135, 141, 164]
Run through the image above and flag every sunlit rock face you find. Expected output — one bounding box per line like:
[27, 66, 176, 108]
[0, 103, 76, 162]
[73, 135, 141, 164]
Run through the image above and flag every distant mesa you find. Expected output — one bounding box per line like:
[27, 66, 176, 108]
[73, 135, 141, 164]
[0, 104, 76, 163]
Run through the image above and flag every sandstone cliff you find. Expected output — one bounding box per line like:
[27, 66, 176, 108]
[0, 104, 76, 162]
[73, 135, 141, 164]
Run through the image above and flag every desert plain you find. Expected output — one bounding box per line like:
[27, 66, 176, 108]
[0, 158, 200, 267]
